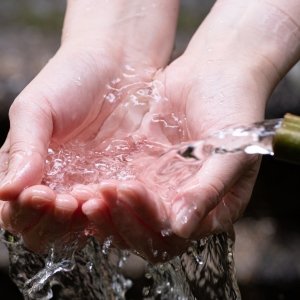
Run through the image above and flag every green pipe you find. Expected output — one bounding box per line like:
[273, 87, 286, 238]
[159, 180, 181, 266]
[273, 113, 300, 164]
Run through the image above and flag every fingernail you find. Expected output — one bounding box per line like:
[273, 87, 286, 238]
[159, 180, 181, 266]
[172, 202, 201, 239]
[82, 198, 101, 216]
[31, 196, 53, 209]
[50, 196, 76, 224]
[55, 194, 78, 211]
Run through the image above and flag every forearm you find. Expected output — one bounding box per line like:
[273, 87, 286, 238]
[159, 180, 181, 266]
[186, 0, 300, 97]
[62, 0, 180, 68]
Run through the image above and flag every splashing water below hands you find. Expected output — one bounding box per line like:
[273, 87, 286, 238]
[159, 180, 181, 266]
[3, 230, 239, 300]
[0, 114, 281, 300]
[1, 117, 283, 299]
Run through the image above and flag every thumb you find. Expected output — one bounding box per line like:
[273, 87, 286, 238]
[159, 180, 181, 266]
[170, 154, 259, 239]
[0, 87, 53, 200]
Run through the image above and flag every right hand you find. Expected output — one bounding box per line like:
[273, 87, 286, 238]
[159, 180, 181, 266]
[0, 0, 179, 252]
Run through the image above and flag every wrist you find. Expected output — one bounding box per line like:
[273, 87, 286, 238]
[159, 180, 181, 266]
[227, 0, 300, 84]
[62, 0, 179, 68]
[186, 0, 300, 93]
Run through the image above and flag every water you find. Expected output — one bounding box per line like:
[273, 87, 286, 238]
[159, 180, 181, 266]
[42, 118, 281, 196]
[1, 73, 282, 299]
[22, 234, 79, 299]
[3, 231, 239, 300]
[3, 117, 279, 299]
[174, 118, 281, 158]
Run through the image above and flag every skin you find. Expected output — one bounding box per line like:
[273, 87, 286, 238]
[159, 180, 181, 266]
[0, 0, 300, 261]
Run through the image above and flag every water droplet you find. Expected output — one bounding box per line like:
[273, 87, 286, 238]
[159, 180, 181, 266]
[102, 237, 113, 255]
[111, 77, 121, 85]
[86, 262, 94, 272]
[105, 92, 116, 103]
[161, 228, 172, 237]
[143, 286, 150, 296]
[124, 64, 135, 72]
[162, 251, 169, 261]
[181, 215, 188, 224]
[75, 76, 82, 87]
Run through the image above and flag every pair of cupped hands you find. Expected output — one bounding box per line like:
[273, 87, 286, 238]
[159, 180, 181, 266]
[0, 2, 273, 262]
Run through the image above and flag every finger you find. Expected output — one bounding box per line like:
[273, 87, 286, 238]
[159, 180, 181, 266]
[53, 193, 79, 223]
[0, 91, 53, 200]
[192, 159, 260, 238]
[70, 184, 99, 205]
[0, 185, 55, 234]
[0, 134, 10, 184]
[102, 182, 182, 261]
[82, 183, 129, 249]
[53, 193, 90, 253]
[170, 154, 259, 238]
[22, 193, 78, 253]
[117, 181, 168, 232]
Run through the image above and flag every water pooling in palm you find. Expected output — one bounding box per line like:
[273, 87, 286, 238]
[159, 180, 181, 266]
[11, 73, 203, 260]
[1, 65, 253, 299]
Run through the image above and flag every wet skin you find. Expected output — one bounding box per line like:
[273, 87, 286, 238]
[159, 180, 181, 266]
[0, 55, 261, 261]
[1, 0, 299, 261]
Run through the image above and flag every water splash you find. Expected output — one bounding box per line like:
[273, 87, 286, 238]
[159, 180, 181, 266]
[2, 73, 283, 299]
[3, 115, 275, 299]
[3, 124, 249, 299]
[22, 236, 78, 300]
[174, 118, 282, 160]
[4, 116, 281, 299]
[5, 233, 239, 299]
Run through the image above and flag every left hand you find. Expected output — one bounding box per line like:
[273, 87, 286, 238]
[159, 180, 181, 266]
[80, 53, 264, 262]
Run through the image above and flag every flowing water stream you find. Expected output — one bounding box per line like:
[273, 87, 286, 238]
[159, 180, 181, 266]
[3, 229, 238, 299]
[0, 75, 282, 300]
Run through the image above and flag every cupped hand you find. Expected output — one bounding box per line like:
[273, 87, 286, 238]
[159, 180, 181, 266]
[0, 0, 180, 253]
[79, 53, 266, 261]
[0, 47, 116, 251]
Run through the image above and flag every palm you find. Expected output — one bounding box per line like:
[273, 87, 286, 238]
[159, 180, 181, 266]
[78, 59, 262, 261]
[0, 53, 185, 255]
[0, 50, 261, 261]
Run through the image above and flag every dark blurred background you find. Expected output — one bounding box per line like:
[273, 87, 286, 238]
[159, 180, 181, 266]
[1, 1, 300, 299]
